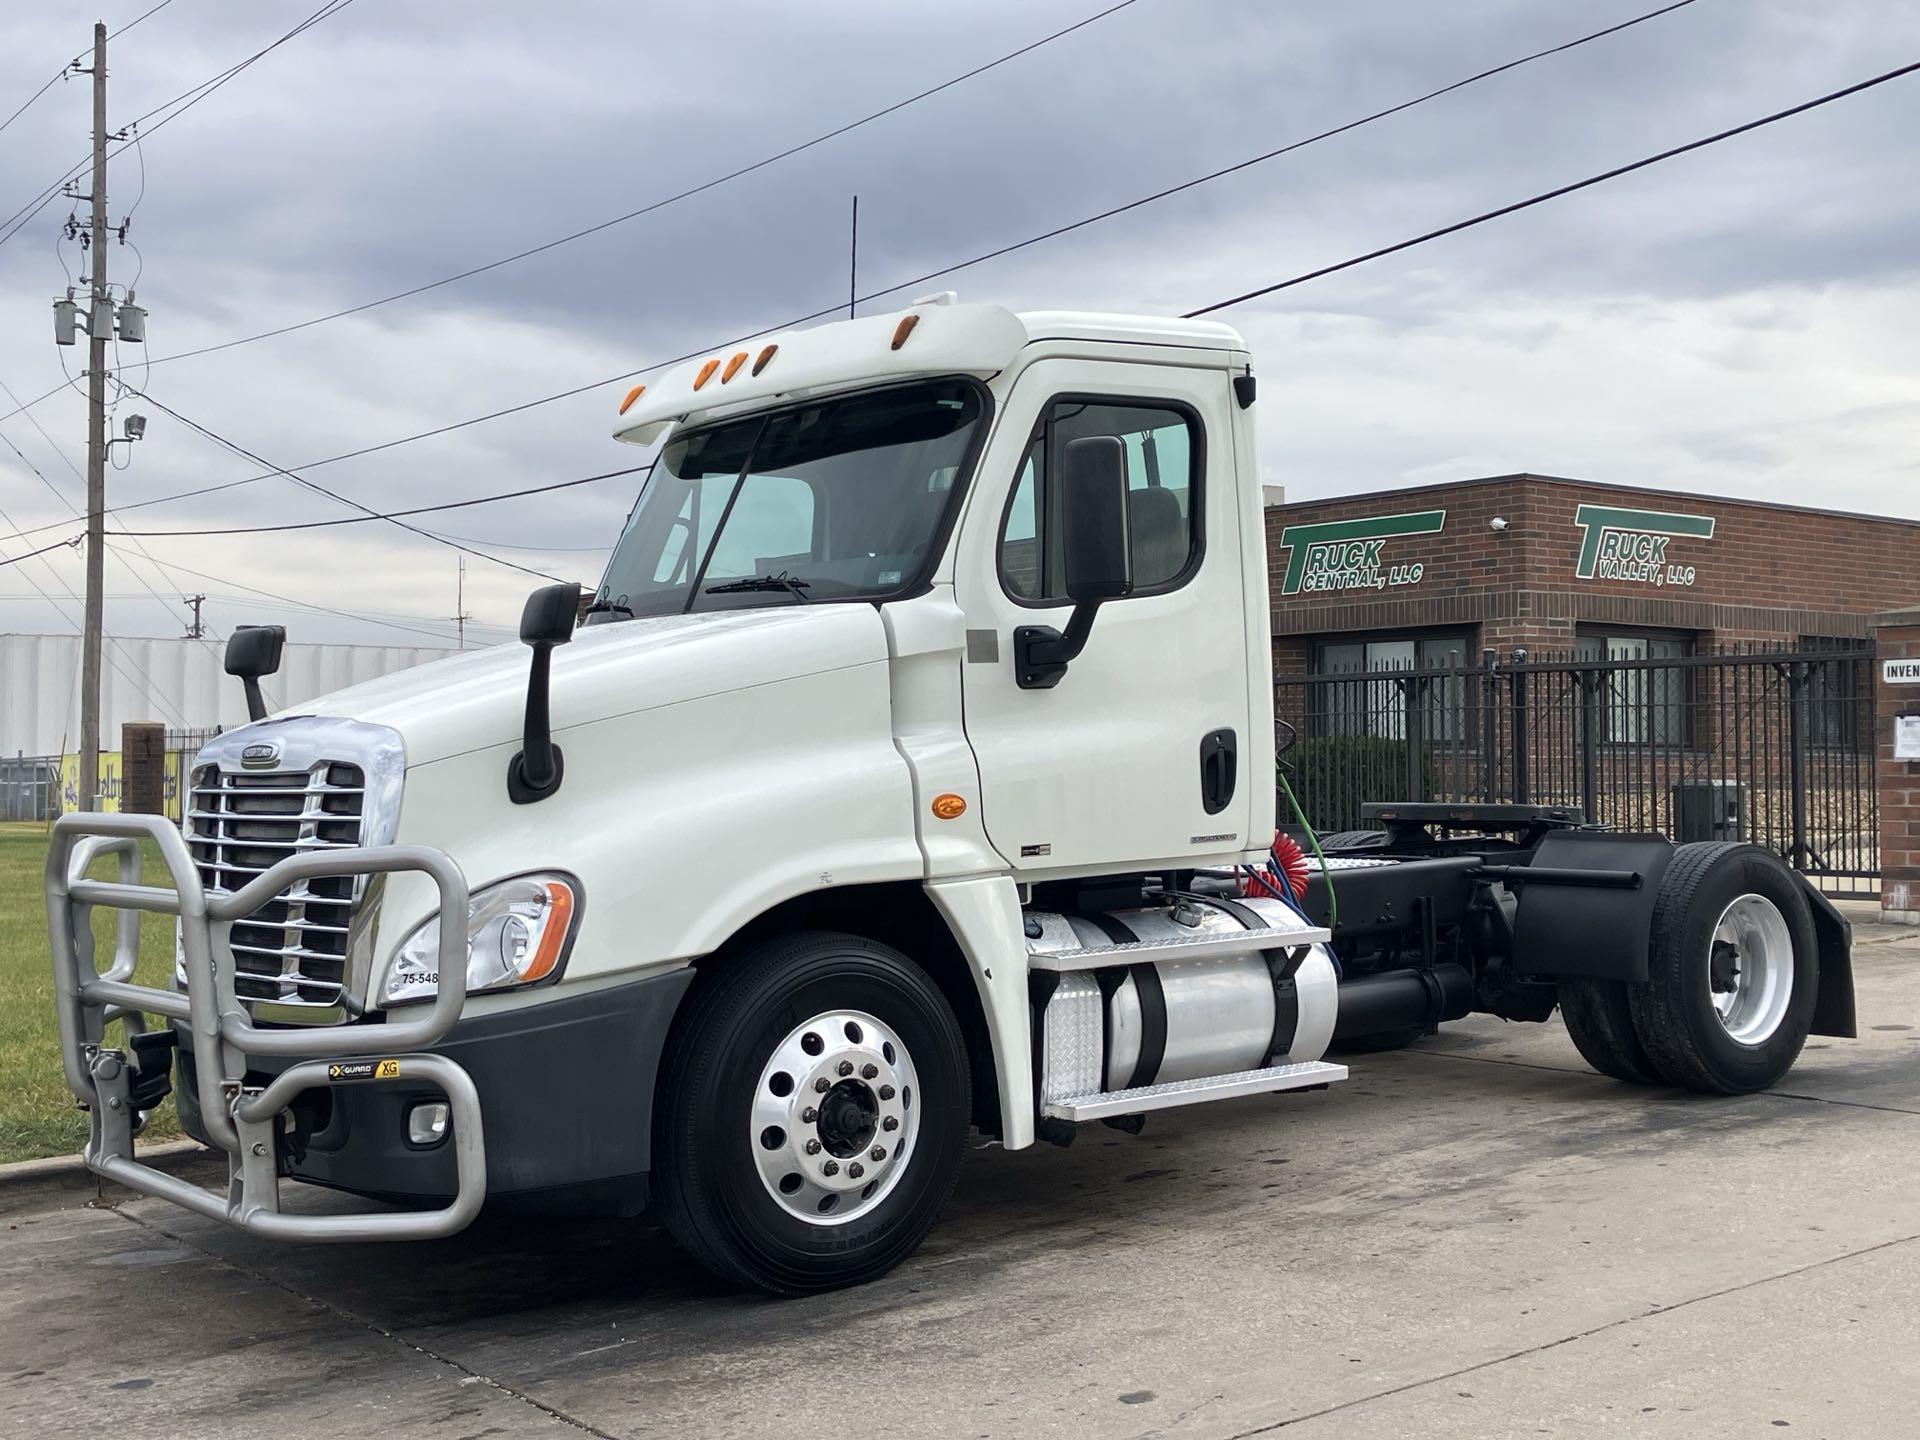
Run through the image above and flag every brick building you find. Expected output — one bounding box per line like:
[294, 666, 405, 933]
[1264, 473, 1920, 674]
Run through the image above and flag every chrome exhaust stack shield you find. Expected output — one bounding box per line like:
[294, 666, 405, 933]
[45, 811, 485, 1242]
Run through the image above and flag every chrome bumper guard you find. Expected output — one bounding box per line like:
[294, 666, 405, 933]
[45, 812, 485, 1242]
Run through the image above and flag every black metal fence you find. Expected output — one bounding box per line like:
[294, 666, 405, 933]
[0, 754, 59, 822]
[1277, 642, 1878, 895]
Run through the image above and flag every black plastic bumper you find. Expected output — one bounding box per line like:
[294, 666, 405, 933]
[175, 967, 695, 1217]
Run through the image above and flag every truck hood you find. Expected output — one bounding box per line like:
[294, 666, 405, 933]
[266, 605, 891, 768]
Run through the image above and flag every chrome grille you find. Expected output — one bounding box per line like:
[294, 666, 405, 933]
[188, 762, 367, 1006]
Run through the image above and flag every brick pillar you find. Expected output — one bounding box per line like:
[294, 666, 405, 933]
[120, 721, 167, 816]
[1875, 607, 1920, 923]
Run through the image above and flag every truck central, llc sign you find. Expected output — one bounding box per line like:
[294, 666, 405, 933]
[1275, 510, 1446, 595]
[1573, 503, 1715, 587]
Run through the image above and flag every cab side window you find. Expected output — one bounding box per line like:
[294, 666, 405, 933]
[998, 399, 1201, 602]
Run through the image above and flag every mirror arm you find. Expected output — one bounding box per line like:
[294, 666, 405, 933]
[507, 642, 564, 803]
[1014, 599, 1104, 690]
[241, 677, 268, 723]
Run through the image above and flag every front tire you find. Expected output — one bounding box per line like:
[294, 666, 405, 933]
[653, 930, 970, 1295]
[1628, 843, 1818, 1094]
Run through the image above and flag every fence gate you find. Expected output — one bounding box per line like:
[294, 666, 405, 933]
[1276, 642, 1878, 895]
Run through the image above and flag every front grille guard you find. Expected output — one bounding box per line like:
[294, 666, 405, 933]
[45, 811, 485, 1242]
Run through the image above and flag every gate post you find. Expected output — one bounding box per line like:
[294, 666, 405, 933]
[1578, 668, 1602, 824]
[1480, 649, 1499, 802]
[1876, 607, 1920, 923]
[1510, 650, 1531, 804]
[1400, 674, 1428, 802]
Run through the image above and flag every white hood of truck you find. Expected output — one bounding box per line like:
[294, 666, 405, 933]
[270, 605, 891, 768]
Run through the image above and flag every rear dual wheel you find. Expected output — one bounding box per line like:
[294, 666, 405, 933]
[654, 931, 970, 1295]
[1559, 843, 1818, 1094]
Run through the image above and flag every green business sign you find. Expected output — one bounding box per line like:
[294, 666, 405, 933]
[1275, 510, 1446, 595]
[1573, 504, 1714, 587]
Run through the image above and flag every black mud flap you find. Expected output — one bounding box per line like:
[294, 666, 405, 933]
[1509, 831, 1675, 983]
[1800, 880, 1857, 1039]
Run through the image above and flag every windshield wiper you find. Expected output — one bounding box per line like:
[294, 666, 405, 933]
[582, 596, 633, 619]
[704, 573, 812, 602]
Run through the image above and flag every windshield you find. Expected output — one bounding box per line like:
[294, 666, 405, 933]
[590, 379, 985, 619]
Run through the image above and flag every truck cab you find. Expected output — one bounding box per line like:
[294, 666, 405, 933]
[45, 298, 1854, 1293]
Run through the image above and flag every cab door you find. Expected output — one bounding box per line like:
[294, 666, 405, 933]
[953, 356, 1252, 876]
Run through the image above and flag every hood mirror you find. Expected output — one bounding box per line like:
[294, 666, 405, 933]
[508, 582, 582, 805]
[225, 625, 286, 722]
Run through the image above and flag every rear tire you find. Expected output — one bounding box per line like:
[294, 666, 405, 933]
[1627, 843, 1818, 1094]
[653, 930, 970, 1295]
[1319, 829, 1389, 851]
[1558, 975, 1662, 1085]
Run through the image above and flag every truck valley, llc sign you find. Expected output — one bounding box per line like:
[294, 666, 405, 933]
[1573, 504, 1715, 587]
[1276, 510, 1446, 595]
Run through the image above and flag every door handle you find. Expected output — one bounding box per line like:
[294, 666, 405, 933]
[1200, 728, 1237, 815]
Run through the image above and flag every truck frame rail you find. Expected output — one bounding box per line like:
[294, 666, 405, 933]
[45, 811, 485, 1241]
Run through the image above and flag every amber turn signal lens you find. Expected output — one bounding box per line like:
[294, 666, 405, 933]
[693, 358, 721, 390]
[752, 343, 778, 375]
[721, 351, 749, 383]
[890, 314, 920, 350]
[617, 384, 647, 415]
[520, 880, 575, 985]
[931, 793, 967, 821]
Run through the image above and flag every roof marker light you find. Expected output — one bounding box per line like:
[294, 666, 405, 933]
[693, 358, 721, 390]
[752, 344, 778, 376]
[721, 351, 749, 383]
[617, 384, 647, 415]
[890, 314, 920, 351]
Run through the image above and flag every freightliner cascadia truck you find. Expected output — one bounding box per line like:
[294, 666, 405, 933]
[47, 297, 1856, 1293]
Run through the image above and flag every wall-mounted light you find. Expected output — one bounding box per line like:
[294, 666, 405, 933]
[1489, 516, 1510, 532]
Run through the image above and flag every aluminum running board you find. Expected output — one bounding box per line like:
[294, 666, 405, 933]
[1026, 924, 1332, 973]
[1042, 1059, 1348, 1121]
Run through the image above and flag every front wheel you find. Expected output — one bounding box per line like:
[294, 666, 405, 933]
[1628, 843, 1819, 1094]
[653, 930, 971, 1294]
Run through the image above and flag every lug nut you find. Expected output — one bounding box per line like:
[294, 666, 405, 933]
[814, 1077, 831, 1093]
[837, 1060, 854, 1077]
[878, 1084, 896, 1101]
[870, 1146, 886, 1162]
[861, 1063, 878, 1080]
[804, 1138, 822, 1155]
[848, 1162, 865, 1179]
[882, 1116, 899, 1132]
[822, 1160, 839, 1176]
[801, 1106, 818, 1123]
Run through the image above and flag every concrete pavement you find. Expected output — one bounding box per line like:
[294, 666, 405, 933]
[4, 914, 1916, 1439]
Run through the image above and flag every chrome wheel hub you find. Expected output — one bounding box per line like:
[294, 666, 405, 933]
[1708, 893, 1793, 1046]
[751, 1009, 919, 1225]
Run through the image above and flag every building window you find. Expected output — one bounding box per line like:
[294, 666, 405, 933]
[1574, 628, 1693, 747]
[1000, 398, 1201, 603]
[1801, 636, 1869, 751]
[1310, 631, 1473, 741]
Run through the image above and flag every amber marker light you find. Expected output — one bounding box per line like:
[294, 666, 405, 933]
[890, 314, 920, 350]
[693, 358, 721, 390]
[721, 351, 749, 382]
[617, 384, 647, 415]
[931, 793, 967, 820]
[520, 879, 575, 985]
[752, 344, 778, 375]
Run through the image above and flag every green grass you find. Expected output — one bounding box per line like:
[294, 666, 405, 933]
[0, 820, 184, 1163]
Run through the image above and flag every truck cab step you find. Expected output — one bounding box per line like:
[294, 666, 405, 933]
[1026, 922, 1331, 973]
[1041, 1059, 1347, 1121]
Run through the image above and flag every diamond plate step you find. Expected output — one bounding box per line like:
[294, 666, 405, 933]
[1026, 925, 1331, 973]
[1042, 1059, 1347, 1121]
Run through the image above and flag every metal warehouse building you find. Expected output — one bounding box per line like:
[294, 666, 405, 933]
[0, 633, 453, 758]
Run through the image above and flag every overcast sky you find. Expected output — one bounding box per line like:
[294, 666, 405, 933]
[1, 0, 1916, 650]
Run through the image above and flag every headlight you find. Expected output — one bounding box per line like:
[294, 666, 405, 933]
[380, 873, 577, 1007]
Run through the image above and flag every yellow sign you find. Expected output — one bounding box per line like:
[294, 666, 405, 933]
[58, 750, 186, 820]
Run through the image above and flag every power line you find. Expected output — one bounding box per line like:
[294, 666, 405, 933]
[1182, 58, 1920, 318]
[138, 0, 1145, 368]
[0, 534, 82, 567]
[0, 0, 1705, 527]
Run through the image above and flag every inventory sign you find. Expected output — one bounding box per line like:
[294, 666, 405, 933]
[1275, 510, 1446, 595]
[1573, 504, 1715, 587]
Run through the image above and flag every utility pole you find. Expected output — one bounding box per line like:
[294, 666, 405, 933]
[452, 557, 471, 650]
[78, 21, 109, 813]
[182, 594, 206, 639]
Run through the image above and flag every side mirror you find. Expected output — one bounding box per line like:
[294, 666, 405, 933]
[224, 624, 286, 722]
[1015, 436, 1133, 689]
[1060, 435, 1132, 602]
[507, 582, 582, 804]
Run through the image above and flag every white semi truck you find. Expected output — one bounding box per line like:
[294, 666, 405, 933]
[47, 297, 1856, 1293]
